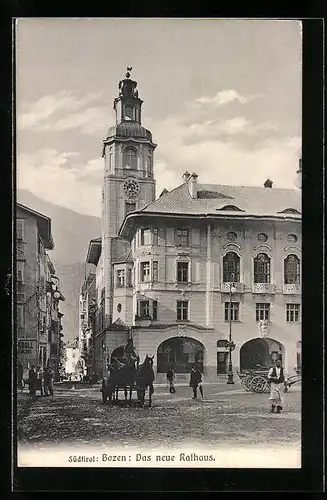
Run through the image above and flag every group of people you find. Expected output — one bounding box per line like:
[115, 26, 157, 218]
[27, 364, 54, 398]
[166, 358, 289, 412]
[166, 365, 204, 399]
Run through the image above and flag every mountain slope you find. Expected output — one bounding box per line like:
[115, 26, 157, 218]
[17, 190, 101, 341]
[17, 189, 101, 264]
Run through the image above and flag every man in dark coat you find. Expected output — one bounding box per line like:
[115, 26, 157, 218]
[166, 366, 176, 393]
[190, 365, 203, 399]
[28, 365, 37, 397]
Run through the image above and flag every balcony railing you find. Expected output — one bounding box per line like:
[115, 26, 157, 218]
[252, 283, 276, 294]
[220, 282, 245, 293]
[283, 283, 301, 294]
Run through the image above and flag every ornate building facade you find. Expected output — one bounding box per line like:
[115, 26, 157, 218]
[86, 70, 302, 382]
[16, 204, 65, 382]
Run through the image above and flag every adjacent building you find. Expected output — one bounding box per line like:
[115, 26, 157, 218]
[78, 271, 96, 376]
[85, 69, 302, 382]
[16, 204, 65, 381]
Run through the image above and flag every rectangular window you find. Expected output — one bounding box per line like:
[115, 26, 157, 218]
[141, 228, 152, 246]
[286, 303, 300, 322]
[153, 228, 158, 245]
[177, 262, 189, 283]
[140, 261, 150, 282]
[116, 270, 125, 287]
[224, 302, 240, 321]
[139, 300, 150, 317]
[256, 303, 270, 322]
[126, 269, 132, 287]
[177, 300, 189, 321]
[175, 228, 189, 247]
[153, 300, 158, 320]
[17, 261, 25, 283]
[152, 261, 158, 282]
[125, 202, 136, 215]
[17, 304, 25, 328]
[17, 219, 25, 241]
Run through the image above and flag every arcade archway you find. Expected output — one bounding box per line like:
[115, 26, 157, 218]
[157, 337, 204, 374]
[240, 338, 284, 370]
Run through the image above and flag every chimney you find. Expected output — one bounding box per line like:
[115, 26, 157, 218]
[182, 171, 191, 183]
[189, 173, 198, 199]
[296, 158, 302, 189]
[264, 178, 273, 188]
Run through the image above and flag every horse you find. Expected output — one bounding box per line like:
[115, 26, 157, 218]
[102, 355, 138, 406]
[136, 355, 155, 408]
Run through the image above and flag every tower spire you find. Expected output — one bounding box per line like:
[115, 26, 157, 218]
[112, 67, 143, 125]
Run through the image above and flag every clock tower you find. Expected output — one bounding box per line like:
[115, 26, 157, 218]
[101, 68, 156, 325]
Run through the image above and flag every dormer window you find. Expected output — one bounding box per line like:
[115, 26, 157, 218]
[217, 205, 244, 212]
[278, 208, 301, 214]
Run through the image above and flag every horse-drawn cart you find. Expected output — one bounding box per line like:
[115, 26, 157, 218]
[237, 368, 301, 393]
[101, 339, 155, 407]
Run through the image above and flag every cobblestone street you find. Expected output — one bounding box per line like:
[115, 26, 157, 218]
[17, 382, 301, 453]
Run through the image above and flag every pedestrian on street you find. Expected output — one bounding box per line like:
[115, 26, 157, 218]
[28, 365, 37, 398]
[190, 365, 203, 399]
[17, 361, 24, 392]
[44, 365, 54, 396]
[267, 358, 288, 414]
[166, 366, 176, 393]
[36, 366, 44, 396]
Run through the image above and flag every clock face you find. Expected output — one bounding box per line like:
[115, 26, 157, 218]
[123, 178, 140, 198]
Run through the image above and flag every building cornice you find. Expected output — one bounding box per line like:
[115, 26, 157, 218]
[119, 211, 302, 240]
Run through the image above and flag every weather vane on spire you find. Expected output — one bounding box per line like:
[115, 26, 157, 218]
[126, 67, 132, 78]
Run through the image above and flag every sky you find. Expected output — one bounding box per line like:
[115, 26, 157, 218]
[16, 18, 302, 218]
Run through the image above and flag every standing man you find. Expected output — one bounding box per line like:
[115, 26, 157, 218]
[189, 365, 203, 399]
[166, 366, 176, 393]
[28, 365, 37, 398]
[36, 366, 44, 396]
[267, 358, 288, 413]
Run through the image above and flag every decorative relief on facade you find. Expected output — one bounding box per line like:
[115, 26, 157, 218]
[211, 230, 221, 239]
[282, 283, 301, 294]
[258, 320, 269, 338]
[283, 245, 301, 253]
[252, 283, 275, 294]
[253, 243, 273, 252]
[220, 282, 245, 293]
[222, 242, 241, 250]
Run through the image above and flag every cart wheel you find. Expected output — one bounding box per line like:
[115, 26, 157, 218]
[250, 376, 267, 393]
[243, 375, 253, 392]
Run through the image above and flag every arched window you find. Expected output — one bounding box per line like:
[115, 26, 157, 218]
[124, 105, 133, 120]
[284, 254, 300, 284]
[223, 252, 240, 282]
[254, 253, 270, 283]
[123, 147, 137, 170]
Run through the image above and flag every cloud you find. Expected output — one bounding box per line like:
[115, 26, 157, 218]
[17, 149, 103, 216]
[152, 113, 301, 196]
[18, 91, 105, 132]
[186, 116, 278, 140]
[195, 89, 252, 107]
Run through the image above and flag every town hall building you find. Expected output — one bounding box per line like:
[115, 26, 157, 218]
[84, 69, 302, 382]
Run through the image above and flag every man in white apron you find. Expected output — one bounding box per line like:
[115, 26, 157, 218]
[267, 358, 288, 413]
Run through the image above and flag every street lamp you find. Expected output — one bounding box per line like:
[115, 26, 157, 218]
[227, 273, 236, 384]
